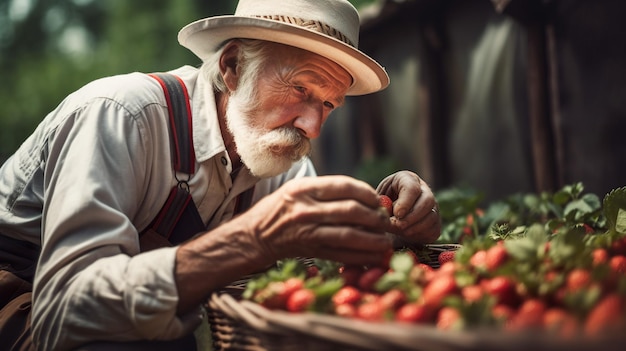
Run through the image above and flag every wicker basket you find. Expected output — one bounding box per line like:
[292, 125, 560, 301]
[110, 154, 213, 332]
[204, 244, 623, 351]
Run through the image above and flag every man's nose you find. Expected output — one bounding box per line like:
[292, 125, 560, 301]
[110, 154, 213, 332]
[292, 104, 325, 139]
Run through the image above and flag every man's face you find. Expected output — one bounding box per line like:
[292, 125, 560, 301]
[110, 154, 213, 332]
[226, 43, 352, 178]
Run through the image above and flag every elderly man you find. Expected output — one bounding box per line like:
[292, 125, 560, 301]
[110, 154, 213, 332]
[0, 0, 441, 349]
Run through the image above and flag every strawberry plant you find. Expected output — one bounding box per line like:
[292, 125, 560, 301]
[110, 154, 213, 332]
[240, 184, 626, 338]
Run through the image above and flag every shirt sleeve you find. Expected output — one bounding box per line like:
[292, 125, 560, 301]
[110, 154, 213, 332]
[32, 91, 201, 350]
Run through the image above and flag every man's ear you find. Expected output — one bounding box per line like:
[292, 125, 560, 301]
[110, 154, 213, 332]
[219, 41, 241, 92]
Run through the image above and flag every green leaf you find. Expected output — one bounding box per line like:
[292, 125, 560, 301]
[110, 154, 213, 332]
[616, 208, 626, 234]
[390, 252, 415, 274]
[375, 271, 407, 292]
[603, 186, 626, 234]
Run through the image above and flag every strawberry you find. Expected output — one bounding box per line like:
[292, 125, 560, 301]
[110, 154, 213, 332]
[469, 250, 487, 270]
[592, 248, 609, 266]
[584, 293, 625, 336]
[379, 289, 407, 310]
[483, 276, 519, 307]
[306, 265, 319, 278]
[459, 226, 474, 243]
[332, 286, 361, 306]
[485, 245, 508, 271]
[334, 303, 357, 318]
[379, 195, 393, 216]
[566, 268, 592, 292]
[358, 266, 386, 292]
[436, 261, 459, 277]
[438, 251, 456, 266]
[395, 302, 434, 324]
[410, 264, 434, 285]
[461, 284, 484, 303]
[422, 275, 458, 308]
[609, 255, 626, 274]
[436, 306, 461, 330]
[417, 263, 434, 272]
[357, 301, 387, 322]
[256, 278, 304, 310]
[507, 298, 547, 332]
[492, 304, 515, 325]
[543, 308, 580, 338]
[286, 288, 316, 312]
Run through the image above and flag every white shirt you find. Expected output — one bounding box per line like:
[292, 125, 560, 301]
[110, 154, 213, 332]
[0, 65, 316, 350]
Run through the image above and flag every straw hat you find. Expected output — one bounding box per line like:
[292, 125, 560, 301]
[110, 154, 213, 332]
[178, 0, 390, 96]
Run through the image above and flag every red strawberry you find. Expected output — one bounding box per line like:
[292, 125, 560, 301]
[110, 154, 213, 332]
[379, 195, 393, 216]
[461, 284, 484, 303]
[379, 289, 407, 310]
[584, 293, 625, 336]
[422, 275, 458, 308]
[609, 255, 626, 274]
[436, 261, 459, 277]
[485, 245, 508, 271]
[543, 308, 580, 338]
[469, 250, 487, 270]
[332, 286, 362, 306]
[357, 301, 387, 322]
[566, 268, 592, 292]
[286, 288, 316, 312]
[257, 278, 304, 309]
[483, 276, 519, 306]
[507, 298, 547, 332]
[358, 266, 386, 292]
[592, 248, 609, 266]
[492, 304, 515, 324]
[436, 306, 461, 330]
[395, 302, 434, 323]
[459, 226, 474, 243]
[410, 264, 435, 285]
[306, 265, 319, 278]
[438, 251, 456, 266]
[334, 303, 357, 318]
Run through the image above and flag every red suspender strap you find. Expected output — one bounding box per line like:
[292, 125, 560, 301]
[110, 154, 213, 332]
[148, 73, 195, 174]
[145, 73, 197, 241]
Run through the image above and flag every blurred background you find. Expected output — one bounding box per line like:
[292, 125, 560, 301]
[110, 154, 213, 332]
[1, 0, 625, 205]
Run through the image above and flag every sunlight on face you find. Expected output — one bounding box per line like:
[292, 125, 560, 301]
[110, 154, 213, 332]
[224, 42, 351, 178]
[225, 77, 311, 178]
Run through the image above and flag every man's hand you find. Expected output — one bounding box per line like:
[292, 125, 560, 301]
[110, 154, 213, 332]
[245, 175, 393, 266]
[175, 175, 393, 314]
[376, 171, 441, 244]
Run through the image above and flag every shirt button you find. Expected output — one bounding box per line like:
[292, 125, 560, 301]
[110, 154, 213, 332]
[221, 156, 228, 166]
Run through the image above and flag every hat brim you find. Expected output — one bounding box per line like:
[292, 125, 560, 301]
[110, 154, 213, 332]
[178, 16, 389, 96]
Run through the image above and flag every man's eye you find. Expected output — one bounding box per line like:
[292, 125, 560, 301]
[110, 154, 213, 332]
[324, 101, 335, 109]
[293, 86, 306, 94]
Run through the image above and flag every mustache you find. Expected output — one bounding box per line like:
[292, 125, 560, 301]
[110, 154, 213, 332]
[265, 127, 311, 159]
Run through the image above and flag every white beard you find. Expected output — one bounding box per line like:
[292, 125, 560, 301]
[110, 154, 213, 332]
[225, 89, 311, 178]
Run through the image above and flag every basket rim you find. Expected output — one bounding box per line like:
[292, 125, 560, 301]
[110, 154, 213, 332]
[208, 291, 625, 351]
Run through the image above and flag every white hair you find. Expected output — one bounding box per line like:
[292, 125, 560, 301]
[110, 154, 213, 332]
[200, 39, 272, 108]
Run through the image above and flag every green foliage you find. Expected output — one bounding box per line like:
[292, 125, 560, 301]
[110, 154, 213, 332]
[0, 0, 230, 162]
[353, 156, 401, 188]
[435, 182, 610, 244]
